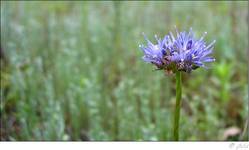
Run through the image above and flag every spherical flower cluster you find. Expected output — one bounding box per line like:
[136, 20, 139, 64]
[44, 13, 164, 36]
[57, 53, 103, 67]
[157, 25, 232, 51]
[139, 28, 215, 73]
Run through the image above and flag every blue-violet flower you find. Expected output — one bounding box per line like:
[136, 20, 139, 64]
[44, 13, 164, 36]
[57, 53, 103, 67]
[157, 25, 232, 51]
[139, 28, 216, 73]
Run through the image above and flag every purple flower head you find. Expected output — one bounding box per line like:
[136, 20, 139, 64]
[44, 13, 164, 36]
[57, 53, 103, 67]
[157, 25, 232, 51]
[139, 28, 216, 73]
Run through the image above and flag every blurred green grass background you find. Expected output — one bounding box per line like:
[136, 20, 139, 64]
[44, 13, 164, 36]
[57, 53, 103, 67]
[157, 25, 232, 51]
[0, 1, 248, 141]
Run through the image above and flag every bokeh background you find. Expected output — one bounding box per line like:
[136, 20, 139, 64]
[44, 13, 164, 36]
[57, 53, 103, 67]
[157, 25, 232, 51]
[0, 1, 248, 141]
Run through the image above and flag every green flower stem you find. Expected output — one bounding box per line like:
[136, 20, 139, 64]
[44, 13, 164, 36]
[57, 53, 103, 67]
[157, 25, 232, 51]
[173, 71, 182, 141]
